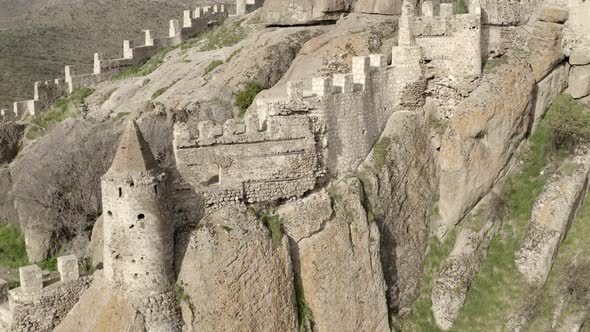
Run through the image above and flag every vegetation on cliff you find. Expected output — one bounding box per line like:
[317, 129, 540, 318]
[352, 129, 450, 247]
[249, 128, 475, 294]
[0, 222, 28, 268]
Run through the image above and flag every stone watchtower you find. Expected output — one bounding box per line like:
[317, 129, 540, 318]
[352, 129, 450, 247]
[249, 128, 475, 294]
[101, 120, 173, 295]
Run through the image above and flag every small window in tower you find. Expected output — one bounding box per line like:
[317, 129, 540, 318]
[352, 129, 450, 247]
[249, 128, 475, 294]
[138, 214, 145, 220]
[118, 188, 122, 197]
[129, 224, 135, 229]
[107, 211, 112, 217]
[130, 181, 134, 187]
[133, 273, 138, 279]
[154, 185, 158, 195]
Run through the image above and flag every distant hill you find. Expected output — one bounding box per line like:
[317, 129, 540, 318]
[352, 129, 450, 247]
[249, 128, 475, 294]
[0, 0, 230, 109]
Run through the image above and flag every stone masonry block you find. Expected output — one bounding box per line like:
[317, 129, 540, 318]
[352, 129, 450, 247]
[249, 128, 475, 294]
[213, 4, 219, 13]
[58, 255, 79, 282]
[287, 81, 304, 100]
[312, 77, 333, 97]
[352, 56, 370, 85]
[203, 6, 211, 13]
[93, 53, 102, 75]
[220, 4, 225, 13]
[0, 278, 7, 302]
[333, 74, 354, 94]
[440, 3, 453, 16]
[183, 10, 193, 28]
[123, 40, 134, 59]
[198, 121, 223, 139]
[143, 30, 153, 46]
[194, 7, 202, 18]
[567, 65, 590, 99]
[369, 54, 386, 69]
[422, 1, 434, 16]
[19, 265, 42, 293]
[169, 19, 180, 38]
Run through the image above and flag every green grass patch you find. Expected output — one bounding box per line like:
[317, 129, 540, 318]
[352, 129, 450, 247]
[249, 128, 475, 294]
[172, 283, 190, 303]
[179, 19, 245, 52]
[526, 182, 590, 329]
[372, 137, 391, 173]
[227, 47, 243, 62]
[152, 87, 169, 99]
[453, 0, 469, 14]
[38, 256, 58, 271]
[483, 56, 509, 74]
[203, 59, 224, 75]
[26, 87, 94, 140]
[112, 46, 177, 80]
[296, 285, 313, 332]
[544, 94, 590, 152]
[403, 230, 457, 330]
[0, 222, 28, 268]
[234, 81, 264, 117]
[252, 209, 284, 248]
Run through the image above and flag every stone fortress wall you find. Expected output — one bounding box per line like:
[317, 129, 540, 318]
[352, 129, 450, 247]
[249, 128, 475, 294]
[0, 256, 92, 332]
[173, 0, 484, 205]
[236, 0, 265, 16]
[0, 5, 229, 121]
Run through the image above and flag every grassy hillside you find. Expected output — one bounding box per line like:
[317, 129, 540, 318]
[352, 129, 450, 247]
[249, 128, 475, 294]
[0, 0, 230, 109]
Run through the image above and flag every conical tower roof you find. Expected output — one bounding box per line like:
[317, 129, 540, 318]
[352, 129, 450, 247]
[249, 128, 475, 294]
[105, 120, 158, 177]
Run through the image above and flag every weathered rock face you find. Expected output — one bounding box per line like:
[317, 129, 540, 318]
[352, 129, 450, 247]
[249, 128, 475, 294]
[260, 0, 352, 25]
[532, 62, 568, 128]
[359, 111, 437, 310]
[54, 272, 145, 332]
[515, 152, 590, 286]
[569, 46, 590, 65]
[353, 0, 403, 15]
[87, 215, 103, 269]
[0, 122, 24, 165]
[279, 182, 390, 332]
[567, 65, 590, 99]
[176, 206, 298, 332]
[438, 56, 535, 238]
[431, 214, 499, 330]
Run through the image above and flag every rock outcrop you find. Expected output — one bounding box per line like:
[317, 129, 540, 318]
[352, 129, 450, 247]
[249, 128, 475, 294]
[54, 272, 145, 332]
[260, 0, 352, 25]
[280, 180, 390, 332]
[431, 209, 499, 330]
[175, 206, 298, 331]
[567, 65, 590, 99]
[515, 151, 590, 285]
[359, 111, 437, 310]
[437, 55, 535, 238]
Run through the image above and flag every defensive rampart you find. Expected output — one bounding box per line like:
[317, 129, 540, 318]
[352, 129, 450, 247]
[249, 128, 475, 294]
[1, 5, 227, 122]
[5, 256, 92, 332]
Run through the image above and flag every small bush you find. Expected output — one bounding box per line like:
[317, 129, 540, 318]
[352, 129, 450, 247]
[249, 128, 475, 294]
[83, 257, 94, 273]
[39, 256, 57, 271]
[0, 222, 28, 268]
[172, 283, 190, 303]
[544, 94, 590, 152]
[453, 0, 469, 14]
[253, 209, 284, 248]
[203, 60, 224, 75]
[234, 81, 264, 116]
[296, 286, 313, 332]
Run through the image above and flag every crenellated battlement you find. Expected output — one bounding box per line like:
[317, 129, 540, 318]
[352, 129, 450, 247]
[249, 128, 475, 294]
[405, 0, 483, 78]
[174, 38, 427, 205]
[4, 256, 93, 332]
[2, 4, 228, 122]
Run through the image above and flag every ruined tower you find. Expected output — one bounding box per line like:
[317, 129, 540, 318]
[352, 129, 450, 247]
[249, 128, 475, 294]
[101, 120, 173, 295]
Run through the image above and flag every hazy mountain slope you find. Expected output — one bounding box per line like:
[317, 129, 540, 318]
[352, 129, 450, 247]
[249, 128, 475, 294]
[0, 0, 229, 109]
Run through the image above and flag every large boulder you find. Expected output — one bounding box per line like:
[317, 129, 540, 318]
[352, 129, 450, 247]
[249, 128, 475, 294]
[515, 152, 590, 285]
[279, 181, 390, 332]
[532, 62, 569, 129]
[359, 111, 438, 310]
[567, 65, 590, 99]
[353, 0, 403, 15]
[176, 206, 298, 331]
[438, 55, 536, 238]
[0, 122, 24, 165]
[260, 0, 352, 25]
